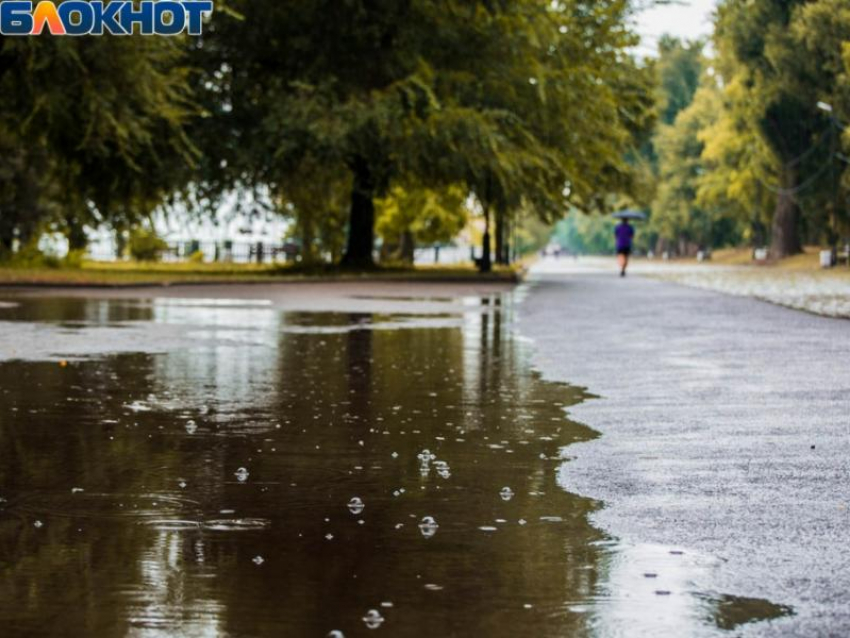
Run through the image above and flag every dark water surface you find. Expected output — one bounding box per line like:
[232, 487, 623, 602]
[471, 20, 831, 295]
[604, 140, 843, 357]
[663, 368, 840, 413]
[0, 293, 789, 637]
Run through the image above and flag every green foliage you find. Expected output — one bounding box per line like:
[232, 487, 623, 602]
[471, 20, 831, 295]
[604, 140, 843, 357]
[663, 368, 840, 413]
[599, 2, 850, 258]
[127, 227, 169, 262]
[651, 80, 745, 252]
[656, 36, 705, 127]
[707, 0, 850, 256]
[552, 213, 617, 255]
[0, 35, 198, 253]
[3, 241, 60, 269]
[277, 157, 351, 265]
[559, 36, 704, 254]
[514, 214, 555, 256]
[376, 184, 467, 263]
[195, 0, 655, 267]
[0, 1, 678, 266]
[63, 249, 86, 269]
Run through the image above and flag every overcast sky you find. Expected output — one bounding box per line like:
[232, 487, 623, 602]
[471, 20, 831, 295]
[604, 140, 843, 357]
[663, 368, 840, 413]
[633, 0, 718, 57]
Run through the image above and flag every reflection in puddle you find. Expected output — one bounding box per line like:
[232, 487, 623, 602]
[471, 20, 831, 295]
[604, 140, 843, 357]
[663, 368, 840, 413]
[586, 544, 790, 636]
[0, 295, 790, 636]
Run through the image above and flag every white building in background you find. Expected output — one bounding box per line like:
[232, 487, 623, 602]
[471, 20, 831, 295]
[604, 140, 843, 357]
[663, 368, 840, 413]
[44, 186, 477, 265]
[84, 189, 291, 262]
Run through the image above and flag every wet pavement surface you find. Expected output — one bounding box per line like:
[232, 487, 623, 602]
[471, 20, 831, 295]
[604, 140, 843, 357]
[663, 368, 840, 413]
[523, 259, 850, 637]
[549, 255, 850, 319]
[0, 282, 790, 637]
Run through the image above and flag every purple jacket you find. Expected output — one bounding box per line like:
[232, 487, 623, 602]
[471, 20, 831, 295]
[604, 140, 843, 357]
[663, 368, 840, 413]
[615, 223, 634, 250]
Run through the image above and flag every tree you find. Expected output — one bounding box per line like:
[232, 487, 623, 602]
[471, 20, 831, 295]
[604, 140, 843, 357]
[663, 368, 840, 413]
[697, 73, 775, 248]
[195, 0, 655, 269]
[651, 80, 745, 254]
[557, 34, 698, 257]
[192, 0, 476, 268]
[428, 1, 656, 269]
[634, 37, 707, 254]
[790, 0, 850, 246]
[552, 212, 616, 254]
[375, 183, 467, 264]
[277, 157, 351, 265]
[0, 35, 197, 256]
[711, 0, 850, 257]
[655, 36, 705, 127]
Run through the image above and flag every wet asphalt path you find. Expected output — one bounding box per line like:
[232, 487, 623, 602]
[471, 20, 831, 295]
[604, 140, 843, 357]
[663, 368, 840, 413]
[519, 258, 850, 637]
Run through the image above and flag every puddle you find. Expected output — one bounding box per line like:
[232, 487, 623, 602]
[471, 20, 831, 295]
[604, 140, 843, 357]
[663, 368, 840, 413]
[0, 295, 790, 636]
[584, 543, 791, 636]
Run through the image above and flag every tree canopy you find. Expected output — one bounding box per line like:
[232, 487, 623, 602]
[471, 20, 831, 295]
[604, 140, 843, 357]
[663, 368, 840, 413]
[0, 35, 197, 254]
[6, 0, 846, 267]
[706, 0, 850, 256]
[191, 0, 654, 268]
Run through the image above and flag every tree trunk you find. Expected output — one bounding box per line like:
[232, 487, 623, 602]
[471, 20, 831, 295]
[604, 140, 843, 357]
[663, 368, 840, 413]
[113, 226, 128, 260]
[479, 204, 492, 273]
[508, 216, 519, 266]
[341, 158, 376, 269]
[300, 213, 317, 265]
[0, 219, 14, 256]
[66, 216, 88, 251]
[399, 230, 415, 265]
[770, 169, 802, 258]
[495, 205, 505, 265]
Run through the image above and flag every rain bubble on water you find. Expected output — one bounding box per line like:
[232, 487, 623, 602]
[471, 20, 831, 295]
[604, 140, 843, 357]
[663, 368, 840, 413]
[71, 487, 84, 494]
[362, 609, 385, 629]
[234, 467, 249, 482]
[433, 460, 451, 480]
[500, 487, 514, 501]
[417, 449, 436, 464]
[33, 520, 43, 529]
[327, 632, 345, 638]
[252, 556, 264, 565]
[347, 497, 365, 515]
[418, 516, 439, 539]
[185, 420, 198, 435]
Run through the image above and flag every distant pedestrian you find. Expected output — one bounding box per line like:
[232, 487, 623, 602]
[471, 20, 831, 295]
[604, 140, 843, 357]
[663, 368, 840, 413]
[615, 219, 634, 277]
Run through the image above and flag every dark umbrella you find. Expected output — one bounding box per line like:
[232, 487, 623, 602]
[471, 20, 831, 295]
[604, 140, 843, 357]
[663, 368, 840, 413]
[611, 209, 647, 220]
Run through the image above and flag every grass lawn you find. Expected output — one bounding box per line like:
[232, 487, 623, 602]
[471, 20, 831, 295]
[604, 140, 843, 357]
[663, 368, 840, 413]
[689, 246, 850, 275]
[0, 260, 522, 287]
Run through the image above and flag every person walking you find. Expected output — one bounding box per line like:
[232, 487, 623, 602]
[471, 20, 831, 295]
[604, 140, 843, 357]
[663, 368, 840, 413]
[615, 219, 634, 277]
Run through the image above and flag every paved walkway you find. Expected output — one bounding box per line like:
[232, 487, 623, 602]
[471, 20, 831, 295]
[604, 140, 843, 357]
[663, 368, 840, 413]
[519, 257, 850, 637]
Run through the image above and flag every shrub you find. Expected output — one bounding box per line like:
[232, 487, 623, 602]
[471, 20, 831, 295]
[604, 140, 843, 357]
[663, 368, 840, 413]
[63, 249, 86, 268]
[128, 227, 168, 262]
[9, 243, 60, 268]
